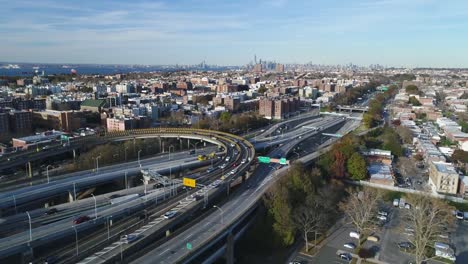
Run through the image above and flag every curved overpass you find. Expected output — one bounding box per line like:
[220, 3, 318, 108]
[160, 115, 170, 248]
[0, 128, 255, 262]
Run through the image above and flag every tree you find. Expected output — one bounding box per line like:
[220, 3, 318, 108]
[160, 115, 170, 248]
[395, 126, 413, 144]
[219, 112, 232, 124]
[452, 149, 468, 163]
[405, 85, 419, 95]
[347, 153, 367, 181]
[258, 85, 267, 94]
[402, 195, 455, 264]
[265, 183, 295, 246]
[339, 187, 381, 245]
[292, 197, 327, 252]
[330, 150, 346, 178]
[408, 96, 421, 106]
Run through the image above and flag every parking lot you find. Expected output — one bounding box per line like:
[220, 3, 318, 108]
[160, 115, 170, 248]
[305, 200, 468, 264]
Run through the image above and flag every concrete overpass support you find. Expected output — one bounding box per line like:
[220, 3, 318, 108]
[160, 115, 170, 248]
[68, 191, 75, 203]
[225, 232, 234, 264]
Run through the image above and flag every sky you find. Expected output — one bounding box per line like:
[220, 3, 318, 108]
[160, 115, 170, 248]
[1, 0, 468, 67]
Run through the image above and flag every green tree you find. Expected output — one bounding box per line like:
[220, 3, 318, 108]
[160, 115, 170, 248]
[459, 121, 468, 133]
[408, 96, 421, 106]
[347, 153, 367, 181]
[258, 85, 267, 94]
[405, 85, 419, 95]
[219, 112, 232, 123]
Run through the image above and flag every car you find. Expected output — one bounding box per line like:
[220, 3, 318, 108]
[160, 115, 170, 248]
[164, 210, 177, 219]
[344, 243, 356, 249]
[219, 164, 227, 169]
[45, 208, 59, 215]
[398, 242, 414, 249]
[456, 211, 464, 220]
[241, 158, 246, 164]
[188, 150, 195, 155]
[377, 215, 387, 221]
[73, 215, 91, 224]
[378, 210, 388, 217]
[206, 167, 215, 173]
[230, 169, 238, 175]
[367, 236, 380, 242]
[339, 252, 352, 261]
[225, 157, 230, 162]
[122, 234, 140, 243]
[349, 231, 361, 239]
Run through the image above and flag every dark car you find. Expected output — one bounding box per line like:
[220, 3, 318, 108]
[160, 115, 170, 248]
[73, 215, 91, 224]
[339, 252, 352, 261]
[45, 208, 59, 215]
[398, 242, 415, 249]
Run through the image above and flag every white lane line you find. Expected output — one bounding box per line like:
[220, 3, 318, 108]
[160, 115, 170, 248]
[159, 247, 171, 256]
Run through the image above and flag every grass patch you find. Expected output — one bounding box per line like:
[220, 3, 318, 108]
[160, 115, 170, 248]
[448, 201, 468, 212]
[382, 190, 403, 202]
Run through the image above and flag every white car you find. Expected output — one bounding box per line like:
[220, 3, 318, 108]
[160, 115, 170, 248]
[344, 243, 356, 249]
[377, 215, 387, 221]
[241, 158, 246, 164]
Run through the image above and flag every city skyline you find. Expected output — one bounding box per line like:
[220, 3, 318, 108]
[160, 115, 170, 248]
[2, 0, 468, 67]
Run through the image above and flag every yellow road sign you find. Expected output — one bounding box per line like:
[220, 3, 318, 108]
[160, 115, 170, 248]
[183, 177, 196, 188]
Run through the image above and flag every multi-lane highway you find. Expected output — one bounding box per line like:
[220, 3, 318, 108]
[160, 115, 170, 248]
[132, 116, 360, 264]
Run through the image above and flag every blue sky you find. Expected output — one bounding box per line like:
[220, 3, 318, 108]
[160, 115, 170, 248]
[1, 0, 468, 67]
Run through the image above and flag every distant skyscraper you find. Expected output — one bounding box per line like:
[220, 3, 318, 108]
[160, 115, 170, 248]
[253, 63, 263, 73]
[275, 63, 285, 72]
[254, 54, 257, 64]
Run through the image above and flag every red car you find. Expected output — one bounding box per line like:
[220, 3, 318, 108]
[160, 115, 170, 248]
[73, 215, 91, 224]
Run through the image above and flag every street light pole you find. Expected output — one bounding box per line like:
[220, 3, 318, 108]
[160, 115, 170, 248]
[26, 211, 32, 241]
[73, 225, 79, 256]
[107, 216, 112, 240]
[46, 165, 52, 184]
[138, 149, 142, 168]
[213, 205, 224, 225]
[91, 194, 97, 219]
[12, 195, 17, 214]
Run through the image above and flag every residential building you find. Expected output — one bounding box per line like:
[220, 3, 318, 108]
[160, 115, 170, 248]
[429, 161, 459, 194]
[80, 99, 107, 113]
[9, 110, 32, 134]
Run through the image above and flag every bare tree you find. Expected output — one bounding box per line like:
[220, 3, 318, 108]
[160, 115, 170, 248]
[292, 196, 328, 252]
[397, 157, 418, 177]
[339, 187, 381, 244]
[402, 195, 455, 264]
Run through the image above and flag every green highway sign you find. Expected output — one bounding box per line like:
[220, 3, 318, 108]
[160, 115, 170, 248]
[279, 158, 287, 165]
[186, 242, 192, 250]
[258, 156, 271, 163]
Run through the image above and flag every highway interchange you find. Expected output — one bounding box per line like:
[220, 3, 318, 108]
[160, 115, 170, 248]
[0, 111, 361, 264]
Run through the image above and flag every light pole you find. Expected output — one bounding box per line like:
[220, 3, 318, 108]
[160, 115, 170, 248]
[73, 182, 77, 201]
[12, 195, 17, 214]
[26, 211, 32, 241]
[141, 179, 147, 196]
[120, 235, 125, 261]
[138, 149, 142, 168]
[107, 216, 112, 240]
[95, 155, 101, 173]
[91, 194, 97, 219]
[73, 225, 79, 256]
[46, 165, 53, 184]
[189, 142, 200, 154]
[213, 205, 224, 225]
[168, 145, 175, 160]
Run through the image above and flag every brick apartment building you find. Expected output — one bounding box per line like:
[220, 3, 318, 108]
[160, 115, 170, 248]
[259, 97, 299, 120]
